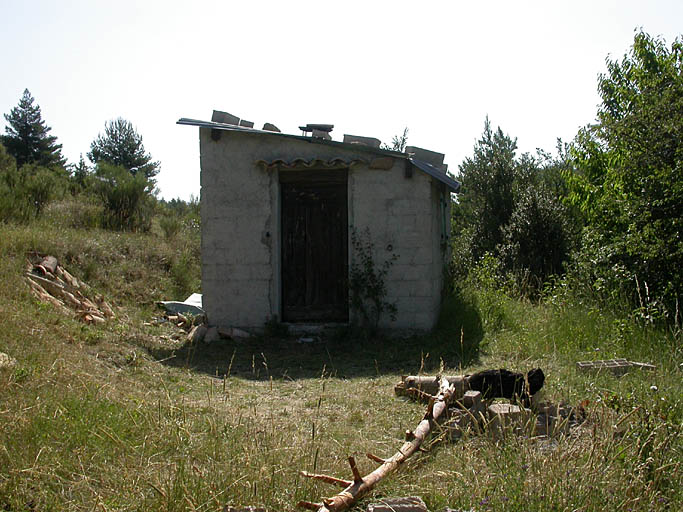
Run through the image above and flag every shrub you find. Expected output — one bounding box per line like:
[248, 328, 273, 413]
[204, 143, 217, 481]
[0, 144, 67, 222]
[499, 186, 575, 296]
[348, 227, 398, 332]
[89, 163, 155, 231]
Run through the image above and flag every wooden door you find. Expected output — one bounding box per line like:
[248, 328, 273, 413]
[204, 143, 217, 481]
[281, 171, 348, 322]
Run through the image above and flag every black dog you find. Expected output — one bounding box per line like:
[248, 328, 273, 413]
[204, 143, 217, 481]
[466, 368, 545, 407]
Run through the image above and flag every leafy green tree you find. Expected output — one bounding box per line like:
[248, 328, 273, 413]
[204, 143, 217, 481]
[453, 119, 575, 294]
[454, 118, 519, 263]
[88, 118, 160, 180]
[70, 154, 91, 191]
[2, 89, 66, 168]
[499, 186, 574, 290]
[566, 31, 683, 315]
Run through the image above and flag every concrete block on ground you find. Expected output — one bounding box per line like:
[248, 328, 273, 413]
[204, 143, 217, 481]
[367, 496, 427, 512]
[576, 359, 656, 376]
[262, 122, 280, 132]
[488, 403, 532, 437]
[446, 409, 477, 440]
[464, 390, 482, 409]
[239, 119, 254, 128]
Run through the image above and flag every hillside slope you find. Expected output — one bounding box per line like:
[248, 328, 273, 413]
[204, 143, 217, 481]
[0, 215, 680, 511]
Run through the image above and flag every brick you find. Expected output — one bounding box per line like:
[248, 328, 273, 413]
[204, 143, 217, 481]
[344, 134, 381, 148]
[405, 146, 444, 167]
[211, 110, 240, 125]
[446, 409, 476, 440]
[576, 359, 656, 376]
[464, 390, 482, 409]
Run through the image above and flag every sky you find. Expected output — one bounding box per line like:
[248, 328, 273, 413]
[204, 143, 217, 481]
[1, 0, 681, 200]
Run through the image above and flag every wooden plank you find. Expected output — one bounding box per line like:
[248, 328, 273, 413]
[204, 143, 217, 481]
[281, 178, 348, 322]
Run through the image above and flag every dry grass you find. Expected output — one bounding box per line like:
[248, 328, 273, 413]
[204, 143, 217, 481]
[0, 219, 680, 511]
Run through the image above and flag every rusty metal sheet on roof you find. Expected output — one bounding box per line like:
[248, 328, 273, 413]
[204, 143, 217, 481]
[256, 157, 366, 170]
[410, 158, 461, 193]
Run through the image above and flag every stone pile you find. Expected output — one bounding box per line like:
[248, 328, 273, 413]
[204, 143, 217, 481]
[395, 374, 585, 440]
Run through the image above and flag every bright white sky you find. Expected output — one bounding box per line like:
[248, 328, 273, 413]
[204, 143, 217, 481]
[1, 0, 681, 200]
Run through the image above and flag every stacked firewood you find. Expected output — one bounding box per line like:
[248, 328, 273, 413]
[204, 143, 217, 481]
[25, 254, 115, 324]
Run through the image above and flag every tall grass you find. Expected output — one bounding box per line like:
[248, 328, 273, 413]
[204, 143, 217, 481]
[0, 216, 680, 511]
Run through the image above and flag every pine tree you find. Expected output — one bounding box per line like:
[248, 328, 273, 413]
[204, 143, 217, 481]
[88, 118, 160, 180]
[2, 89, 66, 168]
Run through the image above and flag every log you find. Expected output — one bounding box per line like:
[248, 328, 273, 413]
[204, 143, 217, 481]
[298, 377, 456, 512]
[37, 255, 58, 274]
[395, 375, 467, 397]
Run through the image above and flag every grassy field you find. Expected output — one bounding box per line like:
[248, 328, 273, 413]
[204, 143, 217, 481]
[0, 213, 681, 511]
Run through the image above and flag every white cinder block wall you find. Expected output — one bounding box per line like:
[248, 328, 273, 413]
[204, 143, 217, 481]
[199, 128, 449, 332]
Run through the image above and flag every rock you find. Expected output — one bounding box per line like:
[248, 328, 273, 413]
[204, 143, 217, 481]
[367, 496, 428, 512]
[262, 122, 280, 132]
[0, 352, 17, 370]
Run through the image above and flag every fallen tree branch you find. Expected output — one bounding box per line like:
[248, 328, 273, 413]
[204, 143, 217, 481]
[298, 376, 456, 512]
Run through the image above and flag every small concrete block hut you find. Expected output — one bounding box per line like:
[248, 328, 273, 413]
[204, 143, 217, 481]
[178, 112, 460, 333]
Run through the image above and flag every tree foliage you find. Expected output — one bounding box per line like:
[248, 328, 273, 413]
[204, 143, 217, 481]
[566, 31, 683, 315]
[88, 118, 160, 180]
[2, 89, 66, 168]
[0, 143, 67, 222]
[453, 119, 575, 294]
[381, 127, 409, 152]
[455, 118, 519, 262]
[88, 162, 155, 231]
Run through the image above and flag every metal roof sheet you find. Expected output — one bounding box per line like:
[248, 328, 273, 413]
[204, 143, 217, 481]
[410, 158, 461, 193]
[177, 118, 460, 193]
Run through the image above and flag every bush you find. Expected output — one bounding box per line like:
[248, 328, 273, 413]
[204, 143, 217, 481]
[348, 227, 398, 332]
[89, 163, 155, 231]
[0, 144, 67, 222]
[499, 186, 575, 296]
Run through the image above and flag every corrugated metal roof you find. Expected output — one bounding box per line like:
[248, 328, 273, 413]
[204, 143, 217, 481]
[177, 117, 461, 193]
[177, 118, 404, 158]
[410, 158, 460, 193]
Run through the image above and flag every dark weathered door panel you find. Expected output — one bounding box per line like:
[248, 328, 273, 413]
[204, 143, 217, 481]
[281, 173, 348, 322]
